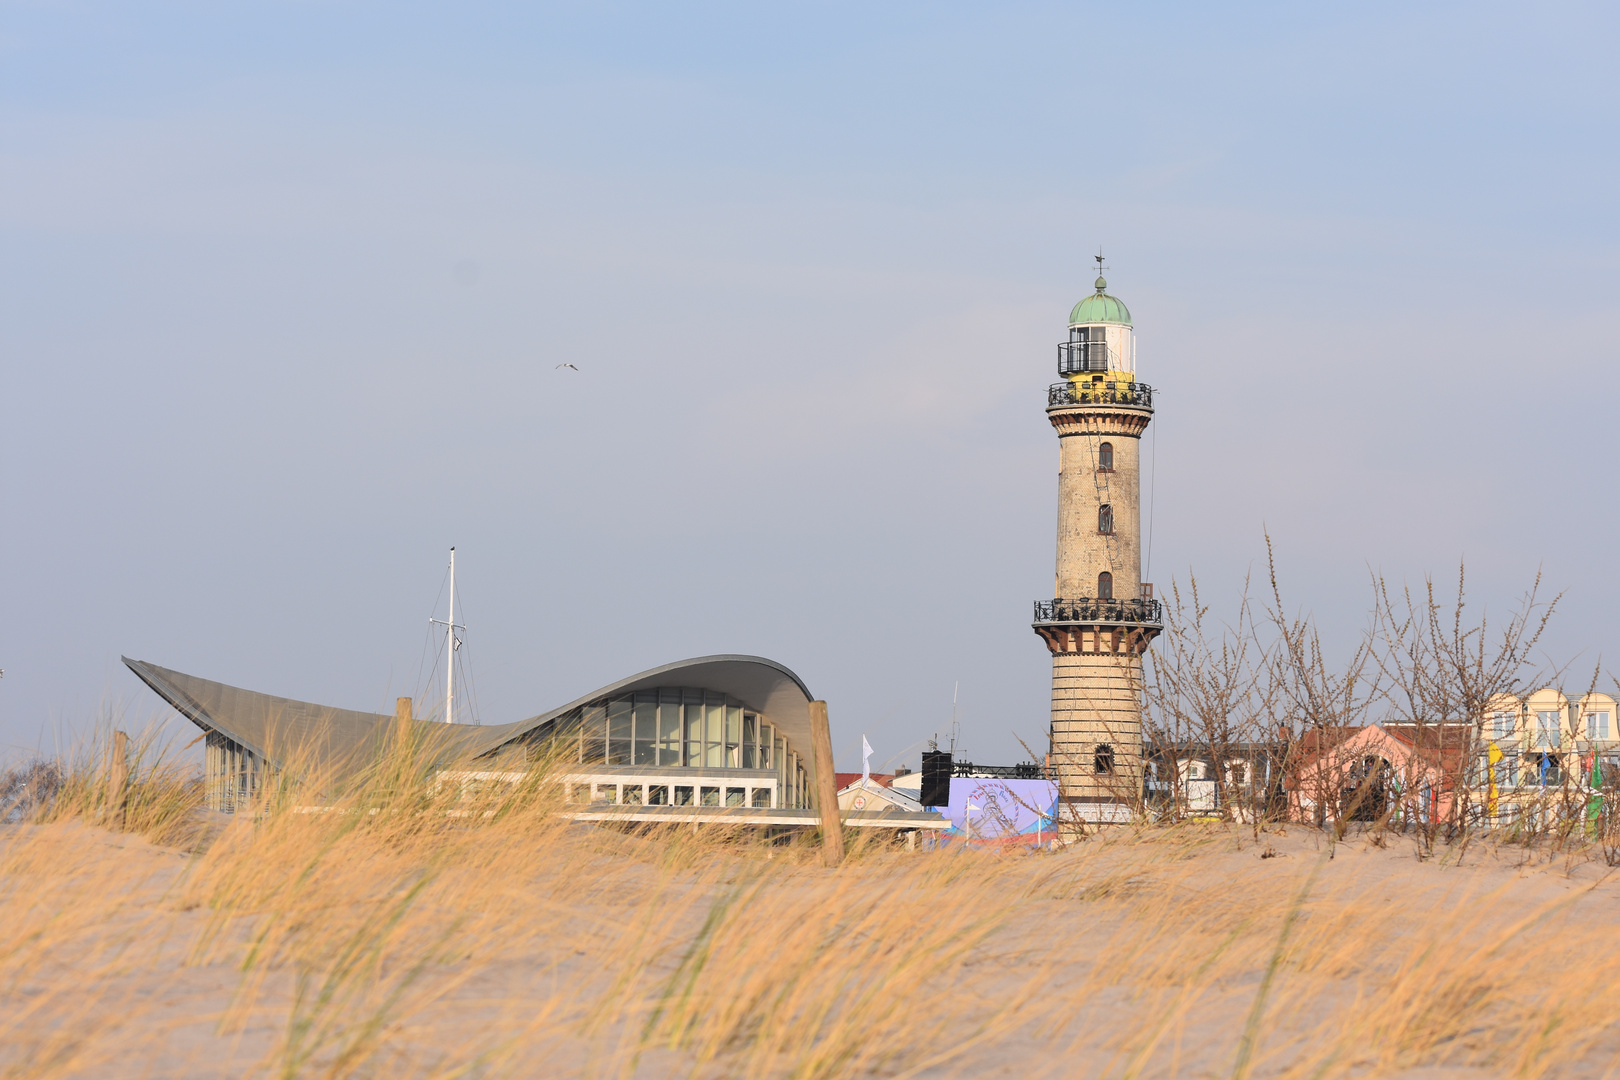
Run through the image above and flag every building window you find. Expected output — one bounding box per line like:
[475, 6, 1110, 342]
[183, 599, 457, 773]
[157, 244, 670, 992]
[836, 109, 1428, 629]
[1536, 711, 1561, 749]
[607, 699, 631, 765]
[1096, 571, 1113, 600]
[1588, 711, 1612, 741]
[567, 688, 786, 773]
[1098, 504, 1114, 534]
[1098, 442, 1114, 471]
[1094, 744, 1115, 773]
[1530, 753, 1561, 786]
[1491, 711, 1515, 740]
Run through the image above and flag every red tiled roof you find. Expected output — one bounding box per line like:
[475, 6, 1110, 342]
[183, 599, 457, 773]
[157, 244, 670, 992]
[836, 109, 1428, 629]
[1287, 727, 1364, 776]
[835, 772, 894, 790]
[1382, 724, 1474, 776]
[1285, 723, 1475, 792]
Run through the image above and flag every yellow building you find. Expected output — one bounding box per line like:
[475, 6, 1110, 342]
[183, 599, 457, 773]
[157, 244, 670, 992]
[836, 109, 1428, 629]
[1479, 688, 1618, 819]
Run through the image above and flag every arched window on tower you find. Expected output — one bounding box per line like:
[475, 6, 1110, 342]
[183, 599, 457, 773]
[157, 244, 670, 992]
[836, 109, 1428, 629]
[1098, 442, 1114, 471]
[1097, 571, 1113, 599]
[1098, 504, 1114, 534]
[1094, 744, 1115, 773]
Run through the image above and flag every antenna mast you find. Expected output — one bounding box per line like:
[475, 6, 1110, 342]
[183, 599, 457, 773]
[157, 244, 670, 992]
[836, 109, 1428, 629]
[446, 548, 455, 725]
[429, 547, 465, 724]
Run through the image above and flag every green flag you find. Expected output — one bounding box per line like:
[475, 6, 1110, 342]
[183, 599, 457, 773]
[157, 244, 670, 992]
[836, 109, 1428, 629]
[1587, 754, 1604, 833]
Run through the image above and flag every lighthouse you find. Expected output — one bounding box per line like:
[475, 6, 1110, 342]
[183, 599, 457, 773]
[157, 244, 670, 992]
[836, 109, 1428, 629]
[1033, 256, 1162, 822]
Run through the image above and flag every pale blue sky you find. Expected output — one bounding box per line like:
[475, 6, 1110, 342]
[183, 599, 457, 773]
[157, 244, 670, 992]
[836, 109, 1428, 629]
[3, 2, 1616, 767]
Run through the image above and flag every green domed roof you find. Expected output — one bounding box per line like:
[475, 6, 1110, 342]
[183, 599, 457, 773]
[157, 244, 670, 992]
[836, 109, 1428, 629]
[1069, 276, 1132, 327]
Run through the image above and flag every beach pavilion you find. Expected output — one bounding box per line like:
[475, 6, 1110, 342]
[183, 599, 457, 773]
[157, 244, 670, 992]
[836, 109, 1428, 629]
[124, 654, 947, 832]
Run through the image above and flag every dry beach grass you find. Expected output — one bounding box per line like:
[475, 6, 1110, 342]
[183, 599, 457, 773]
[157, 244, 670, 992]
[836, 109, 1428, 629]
[3, 732, 1620, 1080]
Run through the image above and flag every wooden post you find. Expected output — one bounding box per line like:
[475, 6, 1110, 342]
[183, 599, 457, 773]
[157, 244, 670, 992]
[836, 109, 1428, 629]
[809, 700, 844, 867]
[109, 730, 130, 829]
[395, 697, 413, 747]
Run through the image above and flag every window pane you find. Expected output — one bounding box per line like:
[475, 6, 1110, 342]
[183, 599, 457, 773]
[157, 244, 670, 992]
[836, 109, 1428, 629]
[686, 703, 705, 767]
[1537, 711, 1560, 748]
[607, 699, 632, 765]
[742, 714, 757, 768]
[658, 700, 682, 766]
[580, 705, 607, 763]
[705, 702, 725, 768]
[726, 706, 742, 767]
[633, 699, 658, 765]
[701, 786, 720, 807]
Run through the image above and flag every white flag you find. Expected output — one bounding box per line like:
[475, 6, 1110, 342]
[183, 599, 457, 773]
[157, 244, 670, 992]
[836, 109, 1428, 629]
[861, 734, 874, 782]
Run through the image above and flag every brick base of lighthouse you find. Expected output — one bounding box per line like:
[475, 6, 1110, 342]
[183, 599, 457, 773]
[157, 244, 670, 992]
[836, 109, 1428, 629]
[1047, 641, 1151, 822]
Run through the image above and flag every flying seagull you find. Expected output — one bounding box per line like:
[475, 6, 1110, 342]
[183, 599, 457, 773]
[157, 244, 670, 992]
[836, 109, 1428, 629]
[555, 363, 579, 371]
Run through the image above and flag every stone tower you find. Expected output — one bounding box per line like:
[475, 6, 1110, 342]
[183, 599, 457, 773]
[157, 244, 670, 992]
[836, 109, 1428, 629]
[1032, 262, 1162, 822]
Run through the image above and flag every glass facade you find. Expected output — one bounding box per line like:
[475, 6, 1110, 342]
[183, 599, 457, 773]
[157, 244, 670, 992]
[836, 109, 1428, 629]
[562, 686, 807, 808]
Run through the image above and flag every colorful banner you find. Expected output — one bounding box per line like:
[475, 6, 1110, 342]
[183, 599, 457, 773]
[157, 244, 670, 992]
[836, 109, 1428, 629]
[941, 778, 1059, 844]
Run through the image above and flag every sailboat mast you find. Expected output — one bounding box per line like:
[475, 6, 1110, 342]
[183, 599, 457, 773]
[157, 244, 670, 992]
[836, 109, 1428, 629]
[445, 547, 456, 725]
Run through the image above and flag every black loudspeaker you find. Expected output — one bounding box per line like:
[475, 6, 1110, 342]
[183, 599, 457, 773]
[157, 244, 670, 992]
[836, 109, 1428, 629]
[921, 751, 953, 807]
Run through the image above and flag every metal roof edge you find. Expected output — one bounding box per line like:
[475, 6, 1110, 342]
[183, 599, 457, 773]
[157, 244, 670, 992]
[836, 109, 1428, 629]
[121, 656, 273, 764]
[124, 653, 820, 781]
[468, 654, 816, 758]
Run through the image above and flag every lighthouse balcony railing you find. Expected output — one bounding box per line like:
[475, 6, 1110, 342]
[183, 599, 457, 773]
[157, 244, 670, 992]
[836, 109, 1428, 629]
[1034, 597, 1163, 627]
[1057, 340, 1115, 374]
[1048, 381, 1154, 409]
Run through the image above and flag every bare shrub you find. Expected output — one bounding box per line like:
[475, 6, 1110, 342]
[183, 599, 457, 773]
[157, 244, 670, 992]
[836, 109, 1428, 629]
[0, 759, 64, 823]
[1367, 565, 1559, 856]
[1143, 543, 1608, 867]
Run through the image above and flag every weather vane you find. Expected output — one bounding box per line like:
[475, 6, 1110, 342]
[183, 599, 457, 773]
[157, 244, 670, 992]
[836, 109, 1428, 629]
[1094, 248, 1108, 278]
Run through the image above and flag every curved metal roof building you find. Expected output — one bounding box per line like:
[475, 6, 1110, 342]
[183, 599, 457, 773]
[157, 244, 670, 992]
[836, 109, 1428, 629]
[126, 655, 811, 767]
[124, 654, 834, 820]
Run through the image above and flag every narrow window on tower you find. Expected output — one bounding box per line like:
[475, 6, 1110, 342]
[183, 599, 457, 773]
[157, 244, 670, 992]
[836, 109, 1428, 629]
[1098, 442, 1114, 471]
[1097, 571, 1113, 599]
[1098, 504, 1114, 534]
[1094, 744, 1115, 773]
